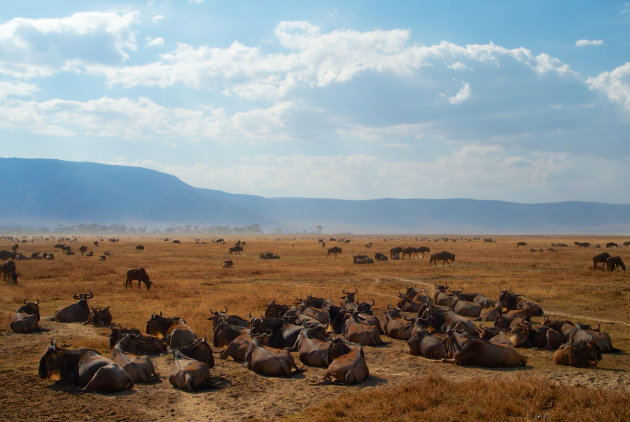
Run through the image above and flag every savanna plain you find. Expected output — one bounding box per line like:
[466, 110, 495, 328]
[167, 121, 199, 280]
[1, 234, 629, 421]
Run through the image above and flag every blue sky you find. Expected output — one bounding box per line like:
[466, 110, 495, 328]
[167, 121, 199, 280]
[1, 1, 629, 203]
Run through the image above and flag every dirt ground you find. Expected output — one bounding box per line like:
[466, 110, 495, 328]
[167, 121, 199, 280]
[0, 234, 629, 421]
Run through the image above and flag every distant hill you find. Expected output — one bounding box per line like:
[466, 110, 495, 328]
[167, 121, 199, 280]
[1, 157, 629, 234]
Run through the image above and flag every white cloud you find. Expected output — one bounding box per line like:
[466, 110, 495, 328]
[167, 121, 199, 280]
[575, 39, 604, 47]
[146, 37, 165, 47]
[587, 62, 630, 112]
[447, 82, 471, 104]
[152, 14, 164, 24]
[0, 11, 139, 79]
[0, 81, 37, 100]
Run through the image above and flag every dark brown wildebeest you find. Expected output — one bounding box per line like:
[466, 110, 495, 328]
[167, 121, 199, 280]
[568, 323, 619, 354]
[407, 323, 447, 359]
[126, 268, 153, 290]
[322, 337, 369, 385]
[84, 306, 112, 327]
[54, 292, 93, 322]
[606, 256, 626, 271]
[135, 244, 144, 252]
[146, 313, 196, 349]
[259, 251, 280, 259]
[353, 255, 374, 264]
[429, 251, 455, 267]
[343, 312, 382, 346]
[0, 259, 19, 285]
[112, 342, 159, 383]
[169, 350, 212, 391]
[79, 245, 88, 255]
[94, 241, 99, 247]
[606, 242, 618, 248]
[593, 252, 611, 270]
[433, 284, 458, 307]
[228, 245, 243, 255]
[39, 340, 133, 392]
[374, 252, 388, 261]
[554, 340, 601, 367]
[222, 260, 233, 268]
[109, 325, 141, 348]
[11, 298, 40, 333]
[389, 247, 403, 259]
[294, 330, 330, 367]
[0, 250, 16, 260]
[402, 247, 419, 260]
[177, 337, 215, 367]
[575, 241, 590, 248]
[517, 241, 527, 247]
[327, 246, 342, 258]
[441, 330, 527, 367]
[115, 332, 166, 355]
[383, 308, 413, 340]
[208, 306, 250, 333]
[244, 337, 303, 377]
[219, 333, 270, 362]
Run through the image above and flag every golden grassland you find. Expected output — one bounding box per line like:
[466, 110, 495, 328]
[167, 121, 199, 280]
[0, 234, 629, 421]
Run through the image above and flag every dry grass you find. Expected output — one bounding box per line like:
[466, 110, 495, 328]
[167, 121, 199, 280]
[1, 234, 629, 420]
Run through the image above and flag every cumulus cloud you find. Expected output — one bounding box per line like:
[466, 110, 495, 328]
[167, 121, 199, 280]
[0, 81, 37, 100]
[447, 82, 471, 104]
[146, 37, 165, 47]
[0, 11, 139, 78]
[587, 62, 630, 111]
[575, 39, 604, 47]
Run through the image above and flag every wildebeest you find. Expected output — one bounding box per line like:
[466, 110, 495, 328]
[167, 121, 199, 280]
[554, 340, 601, 367]
[430, 251, 455, 267]
[259, 251, 280, 260]
[126, 268, 153, 290]
[84, 306, 112, 327]
[0, 250, 16, 260]
[39, 340, 133, 392]
[441, 330, 527, 367]
[222, 260, 233, 268]
[244, 337, 303, 377]
[228, 245, 243, 255]
[115, 332, 166, 355]
[383, 309, 413, 340]
[177, 337, 215, 367]
[112, 342, 159, 383]
[79, 245, 88, 255]
[322, 338, 369, 385]
[54, 292, 94, 323]
[593, 252, 611, 270]
[343, 312, 382, 346]
[219, 333, 269, 362]
[606, 242, 618, 248]
[169, 350, 212, 391]
[407, 324, 448, 359]
[146, 313, 196, 349]
[294, 330, 331, 367]
[374, 252, 388, 261]
[606, 256, 626, 271]
[389, 247, 403, 259]
[568, 323, 619, 354]
[327, 246, 342, 258]
[11, 298, 40, 333]
[135, 244, 144, 252]
[517, 242, 527, 247]
[353, 255, 374, 264]
[0, 259, 19, 285]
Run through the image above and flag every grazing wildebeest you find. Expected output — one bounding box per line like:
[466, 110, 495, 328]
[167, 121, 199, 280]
[169, 350, 212, 391]
[593, 253, 611, 270]
[327, 246, 342, 258]
[322, 338, 369, 385]
[126, 268, 153, 290]
[54, 292, 94, 323]
[11, 298, 40, 333]
[0, 259, 19, 285]
[39, 340, 133, 392]
[135, 244, 144, 252]
[430, 251, 455, 267]
[606, 256, 626, 271]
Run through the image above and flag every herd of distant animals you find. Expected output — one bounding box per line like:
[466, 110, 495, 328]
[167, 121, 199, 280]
[2, 235, 628, 394]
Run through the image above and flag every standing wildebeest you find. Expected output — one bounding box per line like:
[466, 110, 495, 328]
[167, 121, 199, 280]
[79, 245, 88, 255]
[126, 268, 153, 290]
[54, 292, 94, 322]
[11, 298, 40, 333]
[0, 259, 19, 285]
[430, 251, 455, 267]
[327, 246, 342, 258]
[135, 244, 144, 252]
[39, 340, 133, 392]
[606, 256, 626, 271]
[606, 242, 618, 248]
[593, 253, 611, 270]
[228, 245, 243, 255]
[517, 241, 527, 247]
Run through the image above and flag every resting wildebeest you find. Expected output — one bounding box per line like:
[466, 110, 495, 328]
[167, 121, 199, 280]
[441, 330, 527, 367]
[430, 251, 455, 267]
[54, 292, 93, 323]
[374, 252, 388, 261]
[112, 342, 159, 383]
[222, 260, 233, 268]
[568, 323, 619, 354]
[259, 251, 280, 260]
[593, 253, 611, 270]
[407, 323, 448, 359]
[126, 268, 153, 290]
[294, 330, 331, 367]
[244, 337, 303, 377]
[606, 256, 626, 271]
[146, 313, 196, 349]
[383, 308, 413, 340]
[322, 338, 369, 385]
[176, 337, 215, 367]
[39, 340, 133, 392]
[11, 298, 40, 333]
[343, 312, 383, 346]
[554, 340, 601, 367]
[116, 332, 166, 355]
[219, 333, 270, 362]
[169, 350, 212, 391]
[84, 306, 112, 327]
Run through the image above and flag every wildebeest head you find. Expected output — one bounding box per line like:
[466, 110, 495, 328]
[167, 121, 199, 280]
[38, 340, 61, 380]
[109, 325, 141, 349]
[179, 336, 214, 367]
[85, 306, 112, 327]
[146, 312, 181, 336]
[18, 298, 40, 321]
[498, 289, 518, 310]
[341, 288, 358, 304]
[73, 291, 94, 302]
[326, 337, 357, 364]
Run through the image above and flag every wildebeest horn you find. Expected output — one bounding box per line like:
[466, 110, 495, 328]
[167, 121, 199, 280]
[73, 292, 80, 299]
[368, 299, 375, 306]
[209, 307, 214, 314]
[87, 290, 94, 298]
[160, 311, 163, 316]
[403, 312, 414, 321]
[223, 306, 228, 313]
[23, 298, 27, 304]
[35, 298, 39, 305]
[249, 311, 253, 319]
[342, 288, 349, 294]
